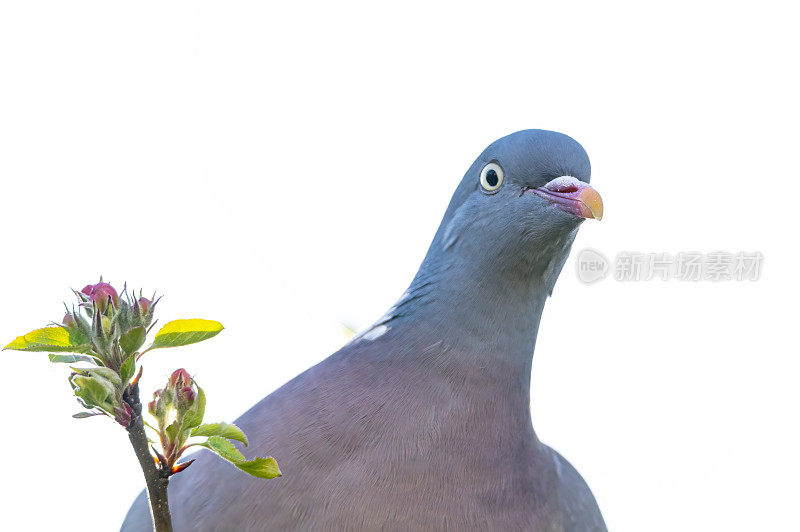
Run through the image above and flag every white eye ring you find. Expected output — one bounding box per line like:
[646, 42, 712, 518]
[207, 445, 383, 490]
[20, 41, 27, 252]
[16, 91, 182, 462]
[479, 162, 504, 193]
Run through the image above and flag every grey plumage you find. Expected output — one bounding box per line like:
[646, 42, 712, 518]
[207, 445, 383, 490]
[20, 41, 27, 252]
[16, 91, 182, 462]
[123, 129, 606, 531]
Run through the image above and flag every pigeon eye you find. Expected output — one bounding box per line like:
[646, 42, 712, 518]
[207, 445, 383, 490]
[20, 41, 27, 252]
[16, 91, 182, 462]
[479, 162, 504, 193]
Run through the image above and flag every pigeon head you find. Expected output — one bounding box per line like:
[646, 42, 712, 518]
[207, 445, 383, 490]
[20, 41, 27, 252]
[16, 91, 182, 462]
[362, 129, 602, 358]
[420, 129, 602, 297]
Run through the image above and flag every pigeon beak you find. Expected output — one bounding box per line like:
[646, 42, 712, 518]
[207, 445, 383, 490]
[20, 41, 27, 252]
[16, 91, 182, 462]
[530, 176, 604, 221]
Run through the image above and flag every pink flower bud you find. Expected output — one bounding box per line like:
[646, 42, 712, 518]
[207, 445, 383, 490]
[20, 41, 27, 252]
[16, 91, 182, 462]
[138, 297, 152, 315]
[81, 285, 94, 296]
[149, 389, 167, 418]
[169, 368, 192, 389]
[62, 313, 77, 327]
[89, 282, 119, 313]
[180, 386, 195, 404]
[168, 369, 196, 409]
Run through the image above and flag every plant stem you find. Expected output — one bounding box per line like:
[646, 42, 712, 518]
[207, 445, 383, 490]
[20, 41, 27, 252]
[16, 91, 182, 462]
[125, 383, 173, 532]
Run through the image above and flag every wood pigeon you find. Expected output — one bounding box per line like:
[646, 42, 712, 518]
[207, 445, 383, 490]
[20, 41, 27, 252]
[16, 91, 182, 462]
[123, 129, 606, 531]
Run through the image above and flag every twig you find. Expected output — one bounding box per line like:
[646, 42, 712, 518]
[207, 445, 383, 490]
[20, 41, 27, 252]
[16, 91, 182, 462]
[125, 382, 173, 532]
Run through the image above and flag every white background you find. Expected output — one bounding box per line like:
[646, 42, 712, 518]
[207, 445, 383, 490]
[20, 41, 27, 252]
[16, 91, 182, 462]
[1, 2, 797, 531]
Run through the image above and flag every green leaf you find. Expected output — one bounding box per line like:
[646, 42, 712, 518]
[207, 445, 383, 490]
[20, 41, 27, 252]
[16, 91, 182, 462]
[200, 436, 245, 463]
[182, 386, 206, 429]
[165, 421, 180, 443]
[149, 319, 223, 350]
[191, 422, 248, 445]
[4, 326, 89, 353]
[72, 412, 101, 419]
[119, 355, 136, 385]
[235, 457, 281, 479]
[119, 326, 146, 355]
[71, 376, 114, 410]
[79, 367, 122, 388]
[195, 425, 280, 480]
[49, 353, 95, 364]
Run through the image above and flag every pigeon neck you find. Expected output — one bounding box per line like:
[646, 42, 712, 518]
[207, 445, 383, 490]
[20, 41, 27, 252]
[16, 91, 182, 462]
[396, 257, 554, 372]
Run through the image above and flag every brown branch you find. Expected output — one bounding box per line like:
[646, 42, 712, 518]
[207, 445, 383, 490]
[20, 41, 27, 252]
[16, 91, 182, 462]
[125, 382, 173, 532]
